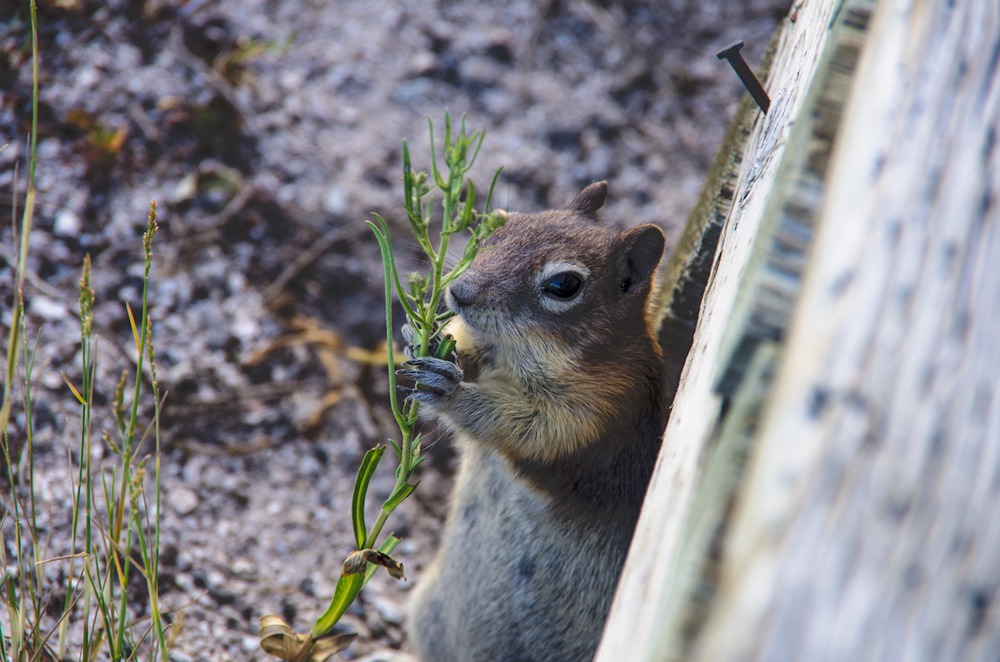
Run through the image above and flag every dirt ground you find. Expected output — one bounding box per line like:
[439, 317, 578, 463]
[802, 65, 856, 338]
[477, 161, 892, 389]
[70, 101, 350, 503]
[0, 0, 783, 659]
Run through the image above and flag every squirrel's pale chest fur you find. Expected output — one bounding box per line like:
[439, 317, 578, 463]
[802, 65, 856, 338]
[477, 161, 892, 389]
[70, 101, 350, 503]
[403, 182, 669, 662]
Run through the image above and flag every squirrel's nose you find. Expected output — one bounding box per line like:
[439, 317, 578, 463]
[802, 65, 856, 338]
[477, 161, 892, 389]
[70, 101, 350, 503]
[448, 274, 478, 309]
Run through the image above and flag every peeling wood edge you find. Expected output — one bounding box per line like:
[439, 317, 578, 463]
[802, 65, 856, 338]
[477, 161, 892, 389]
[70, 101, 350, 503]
[714, 0, 876, 399]
[694, 0, 1000, 657]
[674, 0, 876, 655]
[598, 18, 786, 662]
[653, 35, 779, 384]
[660, 342, 779, 660]
[599, 0, 872, 658]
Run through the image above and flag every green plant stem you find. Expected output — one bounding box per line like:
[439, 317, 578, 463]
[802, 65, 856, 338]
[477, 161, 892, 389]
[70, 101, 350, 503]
[361, 114, 497, 560]
[360, 223, 417, 549]
[71, 255, 97, 661]
[361, 462, 409, 549]
[3, 4, 165, 659]
[0, 4, 40, 658]
[367, 220, 408, 436]
[292, 115, 503, 656]
[21, 295, 44, 650]
[0, 0, 37, 437]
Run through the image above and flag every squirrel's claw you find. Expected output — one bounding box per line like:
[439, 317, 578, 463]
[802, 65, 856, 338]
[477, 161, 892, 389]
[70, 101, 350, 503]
[397, 357, 463, 403]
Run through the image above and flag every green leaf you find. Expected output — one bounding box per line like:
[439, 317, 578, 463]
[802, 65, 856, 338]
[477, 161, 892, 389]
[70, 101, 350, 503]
[310, 572, 363, 639]
[457, 180, 476, 231]
[485, 166, 503, 213]
[383, 481, 418, 512]
[369, 215, 419, 322]
[351, 447, 385, 550]
[366, 219, 412, 436]
[402, 140, 414, 218]
[310, 536, 402, 640]
[435, 336, 457, 360]
[427, 118, 447, 191]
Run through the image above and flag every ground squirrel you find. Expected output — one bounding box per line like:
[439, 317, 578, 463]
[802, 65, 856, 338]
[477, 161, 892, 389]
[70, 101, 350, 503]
[400, 181, 669, 661]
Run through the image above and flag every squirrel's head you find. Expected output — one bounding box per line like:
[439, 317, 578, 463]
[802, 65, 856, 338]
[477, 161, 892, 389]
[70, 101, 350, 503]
[445, 181, 665, 362]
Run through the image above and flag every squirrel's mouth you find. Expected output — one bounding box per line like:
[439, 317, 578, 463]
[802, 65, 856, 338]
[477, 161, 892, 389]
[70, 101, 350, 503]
[450, 308, 481, 334]
[444, 289, 479, 329]
[443, 303, 493, 348]
[444, 283, 512, 339]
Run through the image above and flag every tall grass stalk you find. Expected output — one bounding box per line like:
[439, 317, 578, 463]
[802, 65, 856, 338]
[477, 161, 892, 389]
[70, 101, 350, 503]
[2, 3, 169, 658]
[1, 1, 42, 658]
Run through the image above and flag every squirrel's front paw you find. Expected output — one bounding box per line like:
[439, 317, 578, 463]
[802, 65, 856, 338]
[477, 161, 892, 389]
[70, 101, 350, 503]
[396, 357, 463, 406]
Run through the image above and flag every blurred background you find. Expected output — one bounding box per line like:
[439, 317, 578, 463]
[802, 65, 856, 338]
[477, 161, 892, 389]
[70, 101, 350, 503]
[0, 0, 783, 658]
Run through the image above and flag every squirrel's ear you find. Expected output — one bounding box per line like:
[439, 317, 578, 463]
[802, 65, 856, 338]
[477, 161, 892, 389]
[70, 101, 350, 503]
[568, 181, 608, 216]
[619, 224, 665, 292]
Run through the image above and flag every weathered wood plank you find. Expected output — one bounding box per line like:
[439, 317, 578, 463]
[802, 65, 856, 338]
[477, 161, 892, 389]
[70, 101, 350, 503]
[596, 0, 842, 656]
[652, 72, 763, 396]
[645, 0, 877, 655]
[715, 0, 875, 399]
[695, 0, 1000, 658]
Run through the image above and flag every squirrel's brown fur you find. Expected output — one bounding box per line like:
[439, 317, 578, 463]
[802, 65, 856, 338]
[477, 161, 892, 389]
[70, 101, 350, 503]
[403, 182, 668, 662]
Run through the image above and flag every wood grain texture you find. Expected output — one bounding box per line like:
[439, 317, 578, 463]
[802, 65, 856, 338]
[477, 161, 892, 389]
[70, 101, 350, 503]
[601, 0, 1000, 658]
[596, 0, 841, 657]
[696, 0, 1000, 659]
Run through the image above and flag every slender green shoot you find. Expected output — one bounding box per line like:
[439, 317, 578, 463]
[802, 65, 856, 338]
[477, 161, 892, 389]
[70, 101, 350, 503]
[3, 7, 168, 658]
[260, 113, 504, 662]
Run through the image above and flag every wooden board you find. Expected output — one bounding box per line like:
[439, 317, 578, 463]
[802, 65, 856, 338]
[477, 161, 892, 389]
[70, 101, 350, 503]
[600, 0, 1000, 657]
[695, 0, 1000, 658]
[597, 0, 843, 656]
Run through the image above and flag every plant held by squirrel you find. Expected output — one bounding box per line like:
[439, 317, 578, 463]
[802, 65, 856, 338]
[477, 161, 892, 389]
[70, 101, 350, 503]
[260, 114, 504, 662]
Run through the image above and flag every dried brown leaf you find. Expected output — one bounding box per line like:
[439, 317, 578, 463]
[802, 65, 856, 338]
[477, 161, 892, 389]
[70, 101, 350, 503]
[259, 615, 357, 662]
[342, 549, 406, 580]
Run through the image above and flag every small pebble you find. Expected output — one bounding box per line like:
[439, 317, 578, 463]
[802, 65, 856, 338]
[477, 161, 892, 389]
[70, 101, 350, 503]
[168, 485, 200, 516]
[370, 593, 405, 626]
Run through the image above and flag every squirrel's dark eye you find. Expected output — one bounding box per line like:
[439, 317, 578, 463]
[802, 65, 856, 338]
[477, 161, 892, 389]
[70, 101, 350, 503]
[542, 272, 582, 299]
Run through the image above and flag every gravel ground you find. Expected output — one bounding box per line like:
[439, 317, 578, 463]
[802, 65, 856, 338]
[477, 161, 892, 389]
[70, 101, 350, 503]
[0, 0, 782, 658]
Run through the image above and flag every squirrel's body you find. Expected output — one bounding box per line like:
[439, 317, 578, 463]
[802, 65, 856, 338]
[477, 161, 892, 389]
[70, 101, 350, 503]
[403, 182, 669, 662]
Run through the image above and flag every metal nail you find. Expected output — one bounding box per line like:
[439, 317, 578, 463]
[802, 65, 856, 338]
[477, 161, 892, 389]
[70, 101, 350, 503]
[717, 40, 770, 114]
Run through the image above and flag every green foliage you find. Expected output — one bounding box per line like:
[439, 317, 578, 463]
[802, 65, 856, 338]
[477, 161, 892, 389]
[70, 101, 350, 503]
[351, 447, 386, 550]
[260, 113, 504, 662]
[1, 5, 167, 658]
[2, 211, 167, 662]
[356, 111, 503, 583]
[326, 112, 504, 642]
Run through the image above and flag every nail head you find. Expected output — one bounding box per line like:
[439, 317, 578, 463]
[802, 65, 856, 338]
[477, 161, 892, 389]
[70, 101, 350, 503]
[717, 40, 746, 60]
